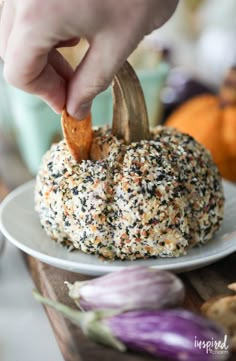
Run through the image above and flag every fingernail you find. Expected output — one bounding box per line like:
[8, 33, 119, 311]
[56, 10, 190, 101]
[70, 102, 92, 120]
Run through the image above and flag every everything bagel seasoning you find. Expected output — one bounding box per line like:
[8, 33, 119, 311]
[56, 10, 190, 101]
[35, 127, 224, 260]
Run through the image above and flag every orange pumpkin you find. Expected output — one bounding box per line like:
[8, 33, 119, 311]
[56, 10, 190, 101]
[166, 67, 236, 181]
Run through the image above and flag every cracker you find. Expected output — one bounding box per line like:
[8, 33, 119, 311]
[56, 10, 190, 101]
[61, 110, 93, 162]
[201, 287, 236, 350]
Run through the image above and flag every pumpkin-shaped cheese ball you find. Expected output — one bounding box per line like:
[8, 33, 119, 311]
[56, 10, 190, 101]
[35, 62, 224, 260]
[166, 67, 236, 182]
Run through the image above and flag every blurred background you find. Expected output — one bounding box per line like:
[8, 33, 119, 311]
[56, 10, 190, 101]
[0, 0, 236, 175]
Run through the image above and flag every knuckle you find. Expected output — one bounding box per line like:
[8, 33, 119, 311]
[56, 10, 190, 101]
[3, 65, 15, 85]
[85, 75, 111, 98]
[3, 64, 26, 88]
[4, 50, 35, 89]
[0, 42, 5, 60]
[89, 82, 108, 95]
[0, 38, 6, 61]
[19, 3, 42, 23]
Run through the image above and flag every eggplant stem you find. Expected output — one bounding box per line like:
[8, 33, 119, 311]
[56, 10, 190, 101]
[33, 289, 126, 352]
[32, 289, 90, 327]
[112, 61, 150, 143]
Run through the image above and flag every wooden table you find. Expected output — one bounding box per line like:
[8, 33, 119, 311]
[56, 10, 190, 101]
[0, 132, 235, 361]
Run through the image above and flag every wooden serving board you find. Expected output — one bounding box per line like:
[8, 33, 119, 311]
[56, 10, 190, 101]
[0, 133, 236, 361]
[26, 255, 236, 361]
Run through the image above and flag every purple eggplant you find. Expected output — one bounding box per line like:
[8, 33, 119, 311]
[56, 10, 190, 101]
[106, 310, 230, 361]
[66, 266, 185, 311]
[34, 291, 230, 361]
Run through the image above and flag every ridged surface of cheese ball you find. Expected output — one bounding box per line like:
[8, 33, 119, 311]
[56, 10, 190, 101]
[35, 127, 224, 260]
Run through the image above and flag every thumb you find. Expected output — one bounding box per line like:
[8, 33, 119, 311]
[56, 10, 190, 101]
[66, 35, 130, 120]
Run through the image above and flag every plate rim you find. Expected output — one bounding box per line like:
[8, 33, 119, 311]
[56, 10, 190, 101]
[1, 180, 236, 274]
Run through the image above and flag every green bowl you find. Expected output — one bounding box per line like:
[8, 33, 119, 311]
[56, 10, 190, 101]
[0, 62, 15, 137]
[8, 86, 62, 174]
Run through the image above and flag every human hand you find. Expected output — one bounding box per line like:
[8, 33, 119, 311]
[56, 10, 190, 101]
[0, 0, 178, 119]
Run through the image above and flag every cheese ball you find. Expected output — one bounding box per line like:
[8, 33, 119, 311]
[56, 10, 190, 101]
[35, 126, 224, 260]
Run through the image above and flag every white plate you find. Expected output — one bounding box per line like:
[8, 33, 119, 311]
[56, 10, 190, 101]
[0, 180, 236, 275]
